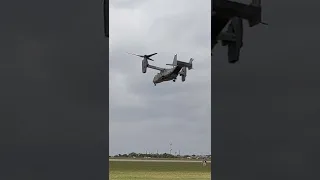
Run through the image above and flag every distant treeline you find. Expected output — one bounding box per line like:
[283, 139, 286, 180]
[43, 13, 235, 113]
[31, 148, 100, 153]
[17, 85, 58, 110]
[110, 152, 211, 159]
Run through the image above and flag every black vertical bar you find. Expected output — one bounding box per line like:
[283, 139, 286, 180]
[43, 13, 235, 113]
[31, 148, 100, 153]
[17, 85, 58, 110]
[104, 0, 109, 37]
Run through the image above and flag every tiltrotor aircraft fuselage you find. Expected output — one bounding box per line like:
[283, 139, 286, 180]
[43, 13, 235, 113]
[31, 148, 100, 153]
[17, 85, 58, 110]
[127, 52, 194, 86]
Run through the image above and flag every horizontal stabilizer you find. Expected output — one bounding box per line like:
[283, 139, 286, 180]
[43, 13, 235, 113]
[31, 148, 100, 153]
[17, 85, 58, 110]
[176, 61, 192, 69]
[167, 55, 194, 69]
[213, 0, 262, 27]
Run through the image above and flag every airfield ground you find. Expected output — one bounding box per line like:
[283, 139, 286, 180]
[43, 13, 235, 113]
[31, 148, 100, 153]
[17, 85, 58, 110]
[109, 158, 211, 180]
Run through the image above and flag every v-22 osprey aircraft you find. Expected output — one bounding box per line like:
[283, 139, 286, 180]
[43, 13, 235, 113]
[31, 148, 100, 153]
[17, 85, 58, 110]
[127, 52, 194, 86]
[212, 0, 268, 63]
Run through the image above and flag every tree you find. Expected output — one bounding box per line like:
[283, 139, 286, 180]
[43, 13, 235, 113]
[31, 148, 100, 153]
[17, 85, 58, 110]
[128, 152, 137, 157]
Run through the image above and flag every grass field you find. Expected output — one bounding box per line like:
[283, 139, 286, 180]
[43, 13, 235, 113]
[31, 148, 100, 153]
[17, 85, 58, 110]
[109, 160, 211, 180]
[109, 157, 209, 161]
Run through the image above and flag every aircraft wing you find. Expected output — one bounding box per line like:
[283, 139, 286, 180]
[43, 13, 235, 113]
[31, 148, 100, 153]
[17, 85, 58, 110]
[147, 65, 166, 71]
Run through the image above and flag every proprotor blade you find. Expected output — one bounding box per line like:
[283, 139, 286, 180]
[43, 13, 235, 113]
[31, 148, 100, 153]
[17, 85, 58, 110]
[126, 52, 144, 58]
[146, 53, 157, 57]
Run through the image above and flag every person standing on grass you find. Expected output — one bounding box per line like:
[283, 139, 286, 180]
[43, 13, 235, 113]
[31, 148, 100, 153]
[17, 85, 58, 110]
[202, 158, 207, 166]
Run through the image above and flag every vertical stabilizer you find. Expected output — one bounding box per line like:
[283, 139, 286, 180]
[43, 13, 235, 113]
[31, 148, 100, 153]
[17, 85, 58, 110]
[189, 58, 194, 64]
[188, 58, 194, 70]
[173, 54, 178, 66]
[166, 54, 179, 67]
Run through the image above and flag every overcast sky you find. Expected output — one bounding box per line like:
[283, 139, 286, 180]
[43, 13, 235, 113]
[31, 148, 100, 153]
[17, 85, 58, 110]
[109, 0, 211, 155]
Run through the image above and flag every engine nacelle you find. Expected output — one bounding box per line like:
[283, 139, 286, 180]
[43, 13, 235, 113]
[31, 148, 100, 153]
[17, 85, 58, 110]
[181, 67, 187, 82]
[227, 17, 243, 64]
[181, 76, 186, 82]
[142, 59, 148, 73]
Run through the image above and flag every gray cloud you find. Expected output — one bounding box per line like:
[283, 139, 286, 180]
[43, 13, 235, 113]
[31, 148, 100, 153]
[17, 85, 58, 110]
[110, 0, 149, 9]
[109, 0, 211, 155]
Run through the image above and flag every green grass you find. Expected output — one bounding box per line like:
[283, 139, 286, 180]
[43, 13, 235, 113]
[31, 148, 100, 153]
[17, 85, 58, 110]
[109, 157, 206, 161]
[109, 161, 211, 180]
